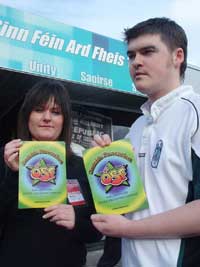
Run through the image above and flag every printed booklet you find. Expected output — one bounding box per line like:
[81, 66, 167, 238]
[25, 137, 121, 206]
[18, 141, 66, 209]
[83, 139, 148, 214]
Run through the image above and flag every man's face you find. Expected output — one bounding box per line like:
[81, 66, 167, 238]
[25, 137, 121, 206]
[127, 34, 181, 101]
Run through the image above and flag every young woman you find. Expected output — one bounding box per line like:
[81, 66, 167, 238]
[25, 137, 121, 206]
[0, 80, 102, 267]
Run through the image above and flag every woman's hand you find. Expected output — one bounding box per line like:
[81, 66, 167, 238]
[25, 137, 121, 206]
[43, 204, 75, 230]
[4, 139, 22, 171]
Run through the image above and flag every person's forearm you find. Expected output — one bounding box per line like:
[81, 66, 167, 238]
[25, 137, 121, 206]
[125, 200, 200, 239]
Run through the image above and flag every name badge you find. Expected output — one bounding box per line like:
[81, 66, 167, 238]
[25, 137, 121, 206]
[67, 179, 86, 206]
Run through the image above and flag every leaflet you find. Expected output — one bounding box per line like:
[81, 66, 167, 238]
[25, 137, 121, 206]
[83, 139, 148, 214]
[18, 141, 66, 209]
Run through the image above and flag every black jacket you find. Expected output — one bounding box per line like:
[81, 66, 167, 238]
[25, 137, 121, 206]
[0, 154, 102, 267]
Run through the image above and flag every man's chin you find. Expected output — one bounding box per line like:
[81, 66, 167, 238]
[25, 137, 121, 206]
[135, 86, 148, 95]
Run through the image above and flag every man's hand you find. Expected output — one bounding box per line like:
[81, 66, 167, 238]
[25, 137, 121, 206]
[43, 204, 75, 230]
[91, 214, 130, 237]
[4, 139, 22, 171]
[91, 134, 112, 147]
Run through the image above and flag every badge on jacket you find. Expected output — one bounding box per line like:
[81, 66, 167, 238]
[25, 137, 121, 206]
[151, 140, 163, 168]
[67, 179, 86, 206]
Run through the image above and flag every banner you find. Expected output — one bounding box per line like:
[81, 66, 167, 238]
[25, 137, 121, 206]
[0, 4, 140, 94]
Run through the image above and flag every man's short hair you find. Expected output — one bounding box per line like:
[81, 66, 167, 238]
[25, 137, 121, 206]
[124, 17, 188, 79]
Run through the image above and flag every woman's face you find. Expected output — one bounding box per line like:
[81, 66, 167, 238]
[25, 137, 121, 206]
[28, 98, 64, 141]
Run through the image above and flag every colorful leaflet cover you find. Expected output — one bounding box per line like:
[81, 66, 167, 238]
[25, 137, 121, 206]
[83, 139, 148, 214]
[18, 141, 66, 209]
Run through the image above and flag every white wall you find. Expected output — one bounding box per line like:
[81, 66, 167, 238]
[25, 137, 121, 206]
[184, 64, 200, 93]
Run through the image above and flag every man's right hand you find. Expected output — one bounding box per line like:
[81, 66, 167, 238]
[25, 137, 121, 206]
[91, 134, 112, 147]
[4, 139, 22, 171]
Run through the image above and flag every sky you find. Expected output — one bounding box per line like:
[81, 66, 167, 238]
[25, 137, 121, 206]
[0, 0, 200, 67]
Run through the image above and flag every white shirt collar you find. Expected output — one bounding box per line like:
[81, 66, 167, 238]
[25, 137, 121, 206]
[141, 85, 194, 120]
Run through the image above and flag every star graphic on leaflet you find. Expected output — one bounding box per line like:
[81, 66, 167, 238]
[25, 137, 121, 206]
[95, 161, 130, 193]
[26, 159, 57, 186]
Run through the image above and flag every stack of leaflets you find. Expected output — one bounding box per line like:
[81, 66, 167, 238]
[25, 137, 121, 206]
[18, 141, 66, 209]
[83, 139, 148, 214]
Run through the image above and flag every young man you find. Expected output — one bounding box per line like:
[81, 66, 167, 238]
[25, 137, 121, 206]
[91, 17, 200, 267]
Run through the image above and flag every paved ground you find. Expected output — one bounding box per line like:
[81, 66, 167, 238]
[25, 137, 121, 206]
[86, 249, 122, 267]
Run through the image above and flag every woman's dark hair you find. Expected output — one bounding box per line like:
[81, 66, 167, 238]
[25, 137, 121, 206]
[124, 17, 188, 80]
[17, 79, 72, 155]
